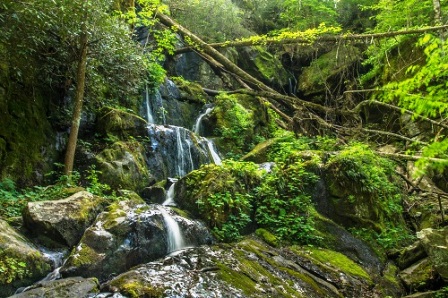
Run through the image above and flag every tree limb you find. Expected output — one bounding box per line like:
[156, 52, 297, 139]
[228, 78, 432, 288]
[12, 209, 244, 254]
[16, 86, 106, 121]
[175, 25, 448, 54]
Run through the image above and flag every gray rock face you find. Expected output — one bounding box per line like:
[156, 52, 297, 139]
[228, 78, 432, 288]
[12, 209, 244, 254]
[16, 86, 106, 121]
[9, 277, 99, 298]
[23, 191, 108, 247]
[60, 200, 212, 281]
[0, 219, 51, 297]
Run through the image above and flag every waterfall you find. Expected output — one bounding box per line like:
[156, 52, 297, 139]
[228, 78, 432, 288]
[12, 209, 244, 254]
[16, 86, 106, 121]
[193, 106, 214, 135]
[175, 127, 186, 177]
[163, 181, 176, 206]
[145, 85, 155, 124]
[160, 207, 186, 253]
[207, 140, 222, 165]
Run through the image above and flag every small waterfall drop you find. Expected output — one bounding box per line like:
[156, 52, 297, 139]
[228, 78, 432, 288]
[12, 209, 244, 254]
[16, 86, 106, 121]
[193, 106, 214, 135]
[175, 127, 186, 177]
[207, 140, 222, 165]
[163, 181, 177, 206]
[160, 207, 186, 253]
[145, 86, 155, 124]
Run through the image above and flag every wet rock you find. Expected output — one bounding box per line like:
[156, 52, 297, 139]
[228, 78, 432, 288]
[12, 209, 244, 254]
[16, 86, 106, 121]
[60, 200, 211, 281]
[10, 277, 99, 298]
[145, 124, 213, 180]
[23, 191, 108, 247]
[0, 219, 51, 297]
[103, 237, 386, 298]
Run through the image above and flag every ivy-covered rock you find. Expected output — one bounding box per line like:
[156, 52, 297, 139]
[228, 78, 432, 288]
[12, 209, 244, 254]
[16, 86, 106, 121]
[211, 93, 271, 158]
[23, 191, 108, 247]
[323, 144, 410, 249]
[10, 277, 99, 298]
[95, 140, 152, 193]
[0, 219, 51, 297]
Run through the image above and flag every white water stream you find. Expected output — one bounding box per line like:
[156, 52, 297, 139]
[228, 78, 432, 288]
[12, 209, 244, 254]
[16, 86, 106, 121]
[160, 207, 186, 253]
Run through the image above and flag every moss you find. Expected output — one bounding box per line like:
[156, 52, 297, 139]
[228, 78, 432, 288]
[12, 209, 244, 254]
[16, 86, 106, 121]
[171, 77, 207, 104]
[299, 45, 360, 96]
[108, 275, 164, 298]
[102, 202, 128, 231]
[255, 228, 279, 247]
[292, 246, 372, 283]
[96, 140, 150, 192]
[119, 281, 164, 298]
[68, 243, 100, 268]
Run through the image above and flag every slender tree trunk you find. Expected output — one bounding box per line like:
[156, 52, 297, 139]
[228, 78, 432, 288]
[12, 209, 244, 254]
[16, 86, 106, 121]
[433, 0, 442, 25]
[64, 26, 88, 175]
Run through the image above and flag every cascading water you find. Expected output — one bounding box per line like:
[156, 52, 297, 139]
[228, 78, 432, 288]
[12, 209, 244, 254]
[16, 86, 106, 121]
[193, 106, 214, 135]
[143, 80, 222, 255]
[163, 181, 176, 206]
[207, 140, 222, 165]
[160, 207, 186, 254]
[145, 85, 155, 124]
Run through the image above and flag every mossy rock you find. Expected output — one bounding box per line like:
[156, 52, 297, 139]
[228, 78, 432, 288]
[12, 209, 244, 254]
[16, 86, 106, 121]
[175, 161, 263, 235]
[237, 46, 289, 89]
[171, 77, 208, 104]
[23, 191, 108, 247]
[291, 246, 372, 283]
[212, 93, 270, 157]
[242, 138, 279, 163]
[399, 258, 437, 291]
[255, 228, 278, 247]
[323, 144, 408, 237]
[298, 44, 360, 97]
[9, 277, 99, 298]
[0, 77, 57, 186]
[95, 140, 152, 193]
[96, 106, 147, 140]
[0, 219, 51, 297]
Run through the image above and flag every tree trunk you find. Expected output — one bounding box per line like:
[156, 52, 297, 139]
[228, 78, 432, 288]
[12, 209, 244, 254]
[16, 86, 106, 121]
[64, 27, 88, 175]
[433, 0, 442, 25]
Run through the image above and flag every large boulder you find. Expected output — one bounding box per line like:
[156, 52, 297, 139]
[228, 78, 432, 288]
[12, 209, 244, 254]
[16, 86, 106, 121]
[0, 219, 51, 297]
[95, 141, 152, 192]
[23, 191, 108, 247]
[103, 237, 389, 298]
[60, 199, 212, 281]
[10, 277, 99, 298]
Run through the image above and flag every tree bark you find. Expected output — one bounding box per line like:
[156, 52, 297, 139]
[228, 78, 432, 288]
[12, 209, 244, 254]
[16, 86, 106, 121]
[64, 26, 88, 175]
[433, 0, 442, 25]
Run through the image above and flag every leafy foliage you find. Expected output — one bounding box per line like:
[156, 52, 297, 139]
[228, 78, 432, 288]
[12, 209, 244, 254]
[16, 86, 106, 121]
[280, 0, 338, 30]
[165, 0, 250, 42]
[255, 156, 321, 244]
[377, 34, 448, 173]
